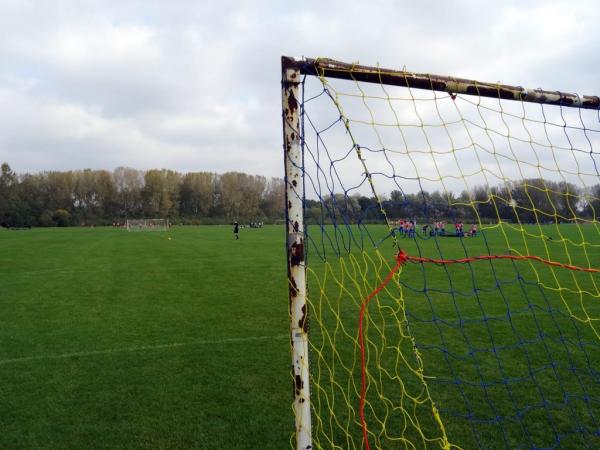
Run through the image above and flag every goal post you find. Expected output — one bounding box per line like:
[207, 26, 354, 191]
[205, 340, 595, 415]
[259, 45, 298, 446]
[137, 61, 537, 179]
[282, 56, 600, 450]
[282, 58, 312, 450]
[125, 218, 169, 231]
[288, 57, 600, 109]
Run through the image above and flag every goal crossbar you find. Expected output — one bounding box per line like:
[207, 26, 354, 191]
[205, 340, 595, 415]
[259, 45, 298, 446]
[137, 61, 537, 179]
[282, 56, 600, 110]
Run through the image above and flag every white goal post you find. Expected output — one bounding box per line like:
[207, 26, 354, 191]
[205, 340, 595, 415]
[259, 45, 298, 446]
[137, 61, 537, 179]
[125, 219, 169, 232]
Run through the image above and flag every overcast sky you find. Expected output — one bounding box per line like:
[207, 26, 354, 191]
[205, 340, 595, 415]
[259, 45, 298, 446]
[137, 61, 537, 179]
[1, 0, 598, 182]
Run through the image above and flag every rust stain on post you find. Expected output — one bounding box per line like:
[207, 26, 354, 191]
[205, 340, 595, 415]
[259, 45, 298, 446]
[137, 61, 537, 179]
[287, 90, 299, 113]
[299, 304, 308, 333]
[290, 239, 304, 266]
[295, 374, 304, 395]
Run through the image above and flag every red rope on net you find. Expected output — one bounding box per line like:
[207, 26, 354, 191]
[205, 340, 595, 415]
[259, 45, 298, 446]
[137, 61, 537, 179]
[358, 250, 599, 450]
[358, 253, 406, 449]
[405, 252, 600, 273]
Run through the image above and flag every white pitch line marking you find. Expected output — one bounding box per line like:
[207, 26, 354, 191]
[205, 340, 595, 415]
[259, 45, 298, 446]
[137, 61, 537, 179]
[0, 333, 289, 365]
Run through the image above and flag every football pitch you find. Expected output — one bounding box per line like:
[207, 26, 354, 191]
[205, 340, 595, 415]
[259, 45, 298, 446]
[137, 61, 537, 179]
[1, 224, 598, 448]
[0, 226, 291, 449]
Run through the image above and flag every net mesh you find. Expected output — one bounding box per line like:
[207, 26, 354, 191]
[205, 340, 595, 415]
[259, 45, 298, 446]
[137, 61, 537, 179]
[293, 59, 600, 449]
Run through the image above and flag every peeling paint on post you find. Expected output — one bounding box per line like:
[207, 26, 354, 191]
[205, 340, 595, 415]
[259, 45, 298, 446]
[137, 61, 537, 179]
[282, 56, 312, 450]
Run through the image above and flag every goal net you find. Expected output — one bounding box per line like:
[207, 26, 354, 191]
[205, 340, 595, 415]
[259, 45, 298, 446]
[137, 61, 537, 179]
[126, 218, 169, 232]
[282, 57, 600, 450]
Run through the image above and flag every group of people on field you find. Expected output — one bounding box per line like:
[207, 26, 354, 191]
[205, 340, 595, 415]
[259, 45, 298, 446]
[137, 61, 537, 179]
[452, 221, 477, 237]
[395, 219, 477, 238]
[233, 220, 265, 239]
[397, 219, 417, 238]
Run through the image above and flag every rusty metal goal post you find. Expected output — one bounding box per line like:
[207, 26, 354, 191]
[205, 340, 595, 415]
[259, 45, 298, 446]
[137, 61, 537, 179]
[282, 56, 600, 450]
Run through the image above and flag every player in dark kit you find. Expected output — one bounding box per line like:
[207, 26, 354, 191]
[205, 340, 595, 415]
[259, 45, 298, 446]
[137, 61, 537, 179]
[234, 221, 239, 239]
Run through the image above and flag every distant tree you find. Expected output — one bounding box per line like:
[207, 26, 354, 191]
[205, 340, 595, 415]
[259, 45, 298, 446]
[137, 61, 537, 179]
[45, 171, 74, 212]
[473, 186, 494, 220]
[38, 210, 55, 227]
[457, 190, 478, 221]
[554, 181, 581, 220]
[113, 167, 144, 217]
[53, 209, 71, 227]
[585, 184, 600, 220]
[0, 162, 17, 188]
[18, 173, 44, 226]
[0, 163, 24, 226]
[260, 177, 285, 220]
[386, 190, 405, 219]
[179, 172, 215, 217]
[305, 199, 324, 224]
[356, 196, 379, 221]
[73, 169, 97, 222]
[220, 172, 266, 219]
[95, 170, 117, 218]
[142, 169, 180, 218]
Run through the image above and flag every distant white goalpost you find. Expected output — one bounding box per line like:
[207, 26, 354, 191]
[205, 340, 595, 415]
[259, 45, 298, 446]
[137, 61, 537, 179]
[125, 219, 169, 232]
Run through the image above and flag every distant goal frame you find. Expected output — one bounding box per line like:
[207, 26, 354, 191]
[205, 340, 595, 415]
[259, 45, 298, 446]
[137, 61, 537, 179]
[125, 218, 170, 232]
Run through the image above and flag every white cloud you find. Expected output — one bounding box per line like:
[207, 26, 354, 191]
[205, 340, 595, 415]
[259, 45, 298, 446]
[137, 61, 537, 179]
[0, 0, 598, 193]
[50, 23, 158, 66]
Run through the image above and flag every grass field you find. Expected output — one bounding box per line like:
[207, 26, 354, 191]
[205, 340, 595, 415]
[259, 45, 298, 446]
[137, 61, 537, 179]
[0, 226, 291, 449]
[1, 224, 599, 449]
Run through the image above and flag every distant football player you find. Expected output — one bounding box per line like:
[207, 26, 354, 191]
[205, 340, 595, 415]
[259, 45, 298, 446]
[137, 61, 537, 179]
[470, 224, 477, 237]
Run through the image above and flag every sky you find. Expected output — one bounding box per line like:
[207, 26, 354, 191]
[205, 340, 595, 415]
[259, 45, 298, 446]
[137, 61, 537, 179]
[0, 0, 599, 185]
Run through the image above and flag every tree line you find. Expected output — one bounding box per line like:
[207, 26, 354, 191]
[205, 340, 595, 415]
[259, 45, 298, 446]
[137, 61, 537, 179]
[1, 162, 598, 227]
[0, 163, 284, 227]
[305, 179, 599, 225]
